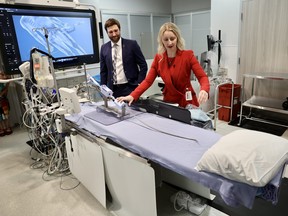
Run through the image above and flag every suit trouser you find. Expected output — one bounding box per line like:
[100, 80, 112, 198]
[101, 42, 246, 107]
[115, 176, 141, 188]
[112, 83, 137, 98]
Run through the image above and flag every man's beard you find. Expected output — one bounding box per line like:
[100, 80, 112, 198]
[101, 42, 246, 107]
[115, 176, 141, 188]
[110, 35, 120, 43]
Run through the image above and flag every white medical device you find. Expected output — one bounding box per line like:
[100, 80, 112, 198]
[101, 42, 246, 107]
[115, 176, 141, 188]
[88, 75, 126, 117]
[56, 87, 81, 115]
[32, 51, 54, 88]
[19, 61, 31, 78]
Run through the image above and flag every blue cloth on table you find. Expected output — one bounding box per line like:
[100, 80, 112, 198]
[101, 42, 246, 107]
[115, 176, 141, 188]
[188, 108, 211, 122]
[65, 102, 284, 209]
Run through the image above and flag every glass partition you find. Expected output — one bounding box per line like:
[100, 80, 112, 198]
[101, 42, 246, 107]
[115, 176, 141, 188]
[101, 11, 171, 59]
[174, 11, 211, 58]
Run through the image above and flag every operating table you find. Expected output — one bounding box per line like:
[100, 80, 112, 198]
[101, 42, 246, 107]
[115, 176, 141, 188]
[64, 101, 288, 216]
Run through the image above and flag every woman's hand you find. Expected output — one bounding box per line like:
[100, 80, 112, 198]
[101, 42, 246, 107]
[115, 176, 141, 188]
[117, 95, 134, 106]
[198, 90, 208, 105]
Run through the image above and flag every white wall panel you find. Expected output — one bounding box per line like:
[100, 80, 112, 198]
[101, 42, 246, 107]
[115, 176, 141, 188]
[171, 0, 210, 14]
[211, 0, 241, 82]
[80, 0, 171, 14]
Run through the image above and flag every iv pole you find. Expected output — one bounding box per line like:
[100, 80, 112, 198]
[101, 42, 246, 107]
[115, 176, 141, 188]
[33, 27, 61, 106]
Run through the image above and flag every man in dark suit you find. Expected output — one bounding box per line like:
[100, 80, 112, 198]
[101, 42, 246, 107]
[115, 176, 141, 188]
[100, 18, 148, 98]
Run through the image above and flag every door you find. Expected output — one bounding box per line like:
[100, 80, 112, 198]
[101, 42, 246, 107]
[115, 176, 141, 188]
[239, 0, 288, 99]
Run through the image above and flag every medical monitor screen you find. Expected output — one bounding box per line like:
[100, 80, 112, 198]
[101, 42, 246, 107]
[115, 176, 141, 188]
[0, 4, 99, 75]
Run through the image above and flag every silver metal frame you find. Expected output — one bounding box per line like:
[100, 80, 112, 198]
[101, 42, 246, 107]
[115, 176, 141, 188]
[238, 73, 288, 127]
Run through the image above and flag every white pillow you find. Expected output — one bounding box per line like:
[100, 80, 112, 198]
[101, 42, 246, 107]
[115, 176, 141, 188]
[196, 129, 288, 186]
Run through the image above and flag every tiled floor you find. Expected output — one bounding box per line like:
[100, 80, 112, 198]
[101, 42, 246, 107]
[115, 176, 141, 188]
[0, 126, 113, 216]
[213, 119, 242, 135]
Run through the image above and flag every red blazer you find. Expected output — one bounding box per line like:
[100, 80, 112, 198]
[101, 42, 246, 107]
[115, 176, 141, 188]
[131, 50, 210, 108]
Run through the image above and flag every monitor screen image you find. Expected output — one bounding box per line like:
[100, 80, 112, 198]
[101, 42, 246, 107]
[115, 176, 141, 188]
[0, 4, 100, 75]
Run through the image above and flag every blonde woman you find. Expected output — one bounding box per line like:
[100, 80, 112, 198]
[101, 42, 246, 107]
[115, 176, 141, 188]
[117, 22, 209, 108]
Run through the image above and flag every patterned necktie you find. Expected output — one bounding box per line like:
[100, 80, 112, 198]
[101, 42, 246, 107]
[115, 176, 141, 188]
[113, 44, 118, 84]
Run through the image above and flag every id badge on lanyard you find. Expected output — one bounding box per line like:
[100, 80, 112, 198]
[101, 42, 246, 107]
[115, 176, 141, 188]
[185, 88, 192, 101]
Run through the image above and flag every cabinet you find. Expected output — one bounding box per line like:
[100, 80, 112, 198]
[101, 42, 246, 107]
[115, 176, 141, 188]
[65, 130, 157, 216]
[238, 72, 288, 127]
[64, 124, 225, 216]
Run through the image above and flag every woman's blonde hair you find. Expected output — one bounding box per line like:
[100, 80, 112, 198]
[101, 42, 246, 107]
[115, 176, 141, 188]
[157, 22, 185, 54]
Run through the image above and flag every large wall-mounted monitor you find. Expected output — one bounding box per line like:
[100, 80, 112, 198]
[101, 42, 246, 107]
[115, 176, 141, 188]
[0, 3, 100, 75]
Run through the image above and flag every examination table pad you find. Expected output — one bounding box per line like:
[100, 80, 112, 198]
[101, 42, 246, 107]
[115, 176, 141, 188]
[65, 102, 284, 209]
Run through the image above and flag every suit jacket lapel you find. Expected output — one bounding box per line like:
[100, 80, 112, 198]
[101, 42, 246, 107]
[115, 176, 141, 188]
[121, 38, 126, 64]
[109, 42, 113, 69]
[160, 52, 184, 97]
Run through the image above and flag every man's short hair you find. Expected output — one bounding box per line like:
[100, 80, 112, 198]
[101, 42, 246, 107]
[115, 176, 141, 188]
[104, 18, 121, 32]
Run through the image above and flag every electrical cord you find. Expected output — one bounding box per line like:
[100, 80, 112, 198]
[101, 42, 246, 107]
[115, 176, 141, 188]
[25, 103, 69, 176]
[22, 107, 40, 129]
[127, 115, 199, 143]
[59, 174, 81, 191]
[47, 143, 66, 175]
[20, 49, 80, 193]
